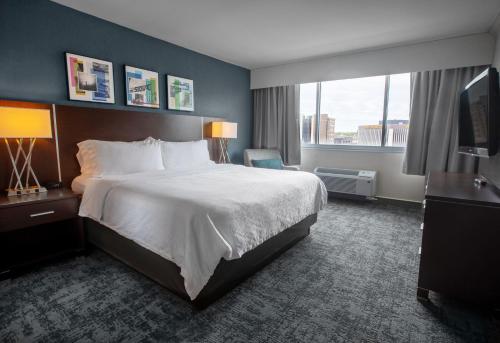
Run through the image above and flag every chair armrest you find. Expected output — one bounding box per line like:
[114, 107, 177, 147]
[283, 165, 300, 171]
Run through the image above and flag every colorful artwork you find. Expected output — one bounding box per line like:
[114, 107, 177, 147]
[125, 66, 159, 108]
[167, 75, 194, 111]
[65, 53, 115, 103]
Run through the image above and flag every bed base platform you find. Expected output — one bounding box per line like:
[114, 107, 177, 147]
[85, 213, 317, 308]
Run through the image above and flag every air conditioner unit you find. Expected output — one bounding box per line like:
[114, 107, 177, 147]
[313, 167, 377, 198]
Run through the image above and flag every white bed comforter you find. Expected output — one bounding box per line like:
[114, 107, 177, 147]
[79, 164, 327, 299]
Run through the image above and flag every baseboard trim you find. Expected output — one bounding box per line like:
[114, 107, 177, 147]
[376, 196, 422, 208]
[327, 193, 422, 208]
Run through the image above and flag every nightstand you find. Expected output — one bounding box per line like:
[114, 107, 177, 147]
[0, 188, 85, 279]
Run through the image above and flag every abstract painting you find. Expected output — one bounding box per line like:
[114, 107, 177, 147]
[125, 66, 159, 108]
[66, 53, 115, 103]
[167, 75, 194, 111]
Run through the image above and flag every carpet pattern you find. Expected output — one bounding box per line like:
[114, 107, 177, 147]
[0, 199, 498, 342]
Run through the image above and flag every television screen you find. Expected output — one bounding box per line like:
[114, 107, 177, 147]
[458, 67, 498, 157]
[459, 78, 489, 149]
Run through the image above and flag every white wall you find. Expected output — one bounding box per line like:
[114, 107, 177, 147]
[301, 148, 425, 202]
[251, 33, 495, 89]
[262, 33, 497, 202]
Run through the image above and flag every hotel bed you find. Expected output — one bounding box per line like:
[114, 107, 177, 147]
[73, 163, 327, 306]
[52, 105, 327, 307]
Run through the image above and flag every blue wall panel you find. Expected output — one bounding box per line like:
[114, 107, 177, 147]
[0, 0, 252, 163]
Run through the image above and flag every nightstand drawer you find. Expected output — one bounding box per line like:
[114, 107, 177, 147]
[0, 198, 79, 232]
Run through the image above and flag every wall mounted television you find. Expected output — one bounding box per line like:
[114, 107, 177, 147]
[458, 67, 499, 157]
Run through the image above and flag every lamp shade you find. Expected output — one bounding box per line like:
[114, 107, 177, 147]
[206, 121, 237, 139]
[0, 107, 52, 138]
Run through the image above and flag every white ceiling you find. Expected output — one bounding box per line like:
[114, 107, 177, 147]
[51, 0, 500, 70]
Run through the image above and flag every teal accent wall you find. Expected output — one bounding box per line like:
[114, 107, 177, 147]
[0, 0, 252, 163]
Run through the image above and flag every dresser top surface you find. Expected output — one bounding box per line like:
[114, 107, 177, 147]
[426, 172, 500, 207]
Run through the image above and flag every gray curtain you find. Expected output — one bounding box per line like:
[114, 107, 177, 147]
[403, 66, 487, 175]
[253, 85, 301, 165]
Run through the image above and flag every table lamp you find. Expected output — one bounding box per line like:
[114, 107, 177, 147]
[206, 121, 237, 163]
[0, 106, 52, 196]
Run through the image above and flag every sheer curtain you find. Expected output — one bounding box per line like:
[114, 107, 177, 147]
[252, 85, 301, 165]
[403, 66, 487, 175]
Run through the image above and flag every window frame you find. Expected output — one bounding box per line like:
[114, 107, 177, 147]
[301, 74, 408, 153]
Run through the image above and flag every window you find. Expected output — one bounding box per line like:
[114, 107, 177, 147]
[385, 73, 411, 147]
[299, 82, 317, 144]
[300, 73, 410, 149]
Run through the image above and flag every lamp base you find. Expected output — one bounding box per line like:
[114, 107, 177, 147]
[7, 186, 48, 197]
[4, 138, 46, 197]
[218, 138, 231, 164]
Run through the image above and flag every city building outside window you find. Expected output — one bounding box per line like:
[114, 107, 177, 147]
[299, 73, 410, 149]
[299, 82, 317, 144]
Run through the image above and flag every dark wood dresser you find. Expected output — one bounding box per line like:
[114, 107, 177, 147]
[418, 171, 500, 306]
[0, 189, 84, 279]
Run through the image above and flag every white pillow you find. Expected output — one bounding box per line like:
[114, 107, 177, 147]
[76, 139, 164, 176]
[160, 140, 214, 171]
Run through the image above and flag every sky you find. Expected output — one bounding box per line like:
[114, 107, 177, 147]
[300, 73, 410, 132]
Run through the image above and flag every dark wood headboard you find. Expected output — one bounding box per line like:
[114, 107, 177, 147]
[0, 102, 221, 189]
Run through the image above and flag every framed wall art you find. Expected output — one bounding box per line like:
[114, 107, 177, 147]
[125, 66, 159, 108]
[65, 53, 115, 103]
[167, 75, 194, 111]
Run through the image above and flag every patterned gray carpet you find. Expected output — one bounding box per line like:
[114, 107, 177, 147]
[0, 199, 498, 342]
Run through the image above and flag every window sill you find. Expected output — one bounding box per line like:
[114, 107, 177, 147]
[302, 144, 406, 153]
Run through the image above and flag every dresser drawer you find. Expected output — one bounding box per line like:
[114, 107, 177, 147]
[0, 198, 79, 232]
